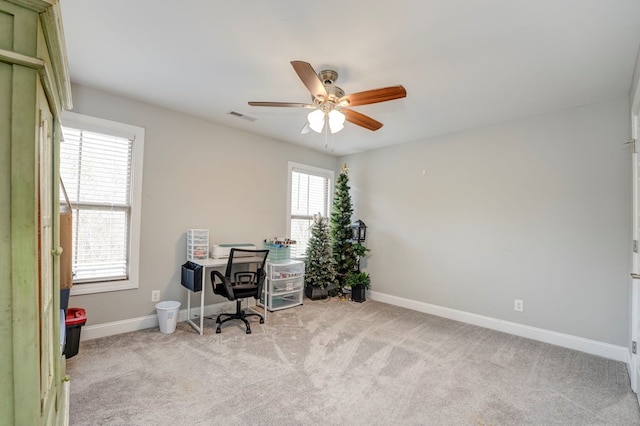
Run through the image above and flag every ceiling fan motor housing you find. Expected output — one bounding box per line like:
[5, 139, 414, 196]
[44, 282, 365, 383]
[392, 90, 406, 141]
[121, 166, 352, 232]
[313, 69, 344, 107]
[319, 69, 338, 85]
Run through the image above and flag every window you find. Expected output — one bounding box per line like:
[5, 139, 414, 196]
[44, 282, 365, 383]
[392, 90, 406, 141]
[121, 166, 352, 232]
[287, 162, 334, 258]
[60, 111, 145, 295]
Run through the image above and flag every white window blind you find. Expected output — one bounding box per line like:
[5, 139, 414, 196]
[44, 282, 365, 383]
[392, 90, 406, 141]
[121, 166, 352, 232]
[60, 127, 133, 283]
[288, 163, 333, 258]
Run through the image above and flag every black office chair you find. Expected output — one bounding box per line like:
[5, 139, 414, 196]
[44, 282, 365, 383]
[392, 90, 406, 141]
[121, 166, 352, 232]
[210, 248, 269, 334]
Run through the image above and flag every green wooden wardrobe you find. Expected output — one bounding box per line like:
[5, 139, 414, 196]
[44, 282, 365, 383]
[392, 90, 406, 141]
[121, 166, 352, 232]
[0, 0, 72, 424]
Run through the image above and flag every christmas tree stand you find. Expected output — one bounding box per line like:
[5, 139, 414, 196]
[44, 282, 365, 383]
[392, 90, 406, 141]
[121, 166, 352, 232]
[305, 285, 328, 300]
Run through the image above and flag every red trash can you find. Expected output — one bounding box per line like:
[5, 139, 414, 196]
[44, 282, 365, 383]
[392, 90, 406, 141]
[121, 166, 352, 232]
[64, 308, 86, 359]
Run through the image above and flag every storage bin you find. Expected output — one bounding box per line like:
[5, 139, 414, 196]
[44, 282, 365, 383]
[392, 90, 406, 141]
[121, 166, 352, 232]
[181, 261, 203, 292]
[187, 229, 209, 260]
[271, 276, 304, 294]
[258, 259, 305, 312]
[264, 243, 291, 263]
[64, 308, 86, 359]
[268, 260, 305, 280]
[268, 292, 303, 311]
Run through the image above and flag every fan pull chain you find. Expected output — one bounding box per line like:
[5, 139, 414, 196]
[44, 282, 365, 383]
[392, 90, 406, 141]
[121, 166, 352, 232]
[324, 118, 329, 149]
[321, 115, 336, 151]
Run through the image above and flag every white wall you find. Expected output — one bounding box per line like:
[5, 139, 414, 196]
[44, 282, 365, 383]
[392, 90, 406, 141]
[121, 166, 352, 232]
[68, 83, 632, 348]
[341, 98, 631, 346]
[68, 84, 338, 326]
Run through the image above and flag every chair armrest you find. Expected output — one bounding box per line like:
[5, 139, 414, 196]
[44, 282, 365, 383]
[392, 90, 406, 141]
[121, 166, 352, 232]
[211, 270, 235, 300]
[211, 270, 225, 284]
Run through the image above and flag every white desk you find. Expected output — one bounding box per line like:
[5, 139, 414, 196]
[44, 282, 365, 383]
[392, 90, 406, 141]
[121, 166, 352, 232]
[185, 257, 267, 335]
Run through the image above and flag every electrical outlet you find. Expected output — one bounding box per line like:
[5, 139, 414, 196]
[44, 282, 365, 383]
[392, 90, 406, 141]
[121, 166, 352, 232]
[514, 299, 524, 312]
[151, 290, 160, 302]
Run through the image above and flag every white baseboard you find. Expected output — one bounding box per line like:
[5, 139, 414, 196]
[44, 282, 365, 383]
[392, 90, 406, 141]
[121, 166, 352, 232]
[368, 290, 629, 363]
[80, 301, 232, 341]
[80, 291, 629, 364]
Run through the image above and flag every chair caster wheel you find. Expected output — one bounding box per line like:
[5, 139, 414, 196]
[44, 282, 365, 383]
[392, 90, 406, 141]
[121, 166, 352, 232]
[216, 328, 221, 334]
[260, 318, 264, 324]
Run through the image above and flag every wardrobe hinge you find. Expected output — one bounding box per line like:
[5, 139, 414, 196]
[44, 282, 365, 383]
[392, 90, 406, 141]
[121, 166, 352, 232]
[633, 341, 637, 354]
[634, 240, 639, 253]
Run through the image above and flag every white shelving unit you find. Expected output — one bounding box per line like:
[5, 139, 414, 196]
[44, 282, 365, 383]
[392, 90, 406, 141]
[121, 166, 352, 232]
[260, 259, 304, 311]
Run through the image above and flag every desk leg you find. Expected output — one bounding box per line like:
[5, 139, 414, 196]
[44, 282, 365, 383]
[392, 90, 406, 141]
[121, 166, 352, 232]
[186, 288, 203, 335]
[185, 270, 207, 335]
[200, 271, 205, 334]
[187, 286, 191, 319]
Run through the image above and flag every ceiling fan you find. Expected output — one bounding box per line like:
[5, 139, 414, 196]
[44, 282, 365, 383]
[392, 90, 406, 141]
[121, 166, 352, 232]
[248, 61, 407, 135]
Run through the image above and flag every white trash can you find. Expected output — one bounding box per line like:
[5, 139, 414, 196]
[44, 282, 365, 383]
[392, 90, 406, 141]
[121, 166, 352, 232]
[156, 301, 181, 334]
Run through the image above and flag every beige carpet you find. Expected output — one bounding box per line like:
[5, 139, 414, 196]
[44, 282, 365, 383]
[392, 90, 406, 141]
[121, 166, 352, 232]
[67, 298, 640, 425]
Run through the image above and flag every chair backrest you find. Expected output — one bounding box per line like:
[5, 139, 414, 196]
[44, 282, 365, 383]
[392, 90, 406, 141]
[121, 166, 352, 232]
[224, 248, 269, 285]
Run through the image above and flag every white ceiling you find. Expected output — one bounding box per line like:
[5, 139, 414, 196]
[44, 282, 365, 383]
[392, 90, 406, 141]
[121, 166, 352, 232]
[59, 0, 640, 156]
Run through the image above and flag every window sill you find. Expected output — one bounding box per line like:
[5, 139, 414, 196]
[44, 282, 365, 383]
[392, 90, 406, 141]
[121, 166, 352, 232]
[70, 279, 138, 296]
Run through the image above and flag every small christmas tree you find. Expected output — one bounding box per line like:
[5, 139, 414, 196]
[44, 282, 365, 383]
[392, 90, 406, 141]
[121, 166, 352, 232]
[305, 214, 337, 297]
[330, 164, 358, 293]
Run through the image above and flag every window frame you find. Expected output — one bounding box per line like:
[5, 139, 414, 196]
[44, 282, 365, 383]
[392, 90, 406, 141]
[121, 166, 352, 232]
[61, 111, 145, 295]
[287, 161, 334, 259]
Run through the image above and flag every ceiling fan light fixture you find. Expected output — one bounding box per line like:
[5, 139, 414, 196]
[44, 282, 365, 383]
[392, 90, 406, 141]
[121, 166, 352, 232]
[330, 122, 344, 133]
[307, 109, 325, 133]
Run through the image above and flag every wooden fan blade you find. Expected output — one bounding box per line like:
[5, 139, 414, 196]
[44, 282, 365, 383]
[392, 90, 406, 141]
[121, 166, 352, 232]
[339, 85, 406, 107]
[291, 61, 327, 101]
[342, 108, 383, 131]
[248, 101, 315, 108]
